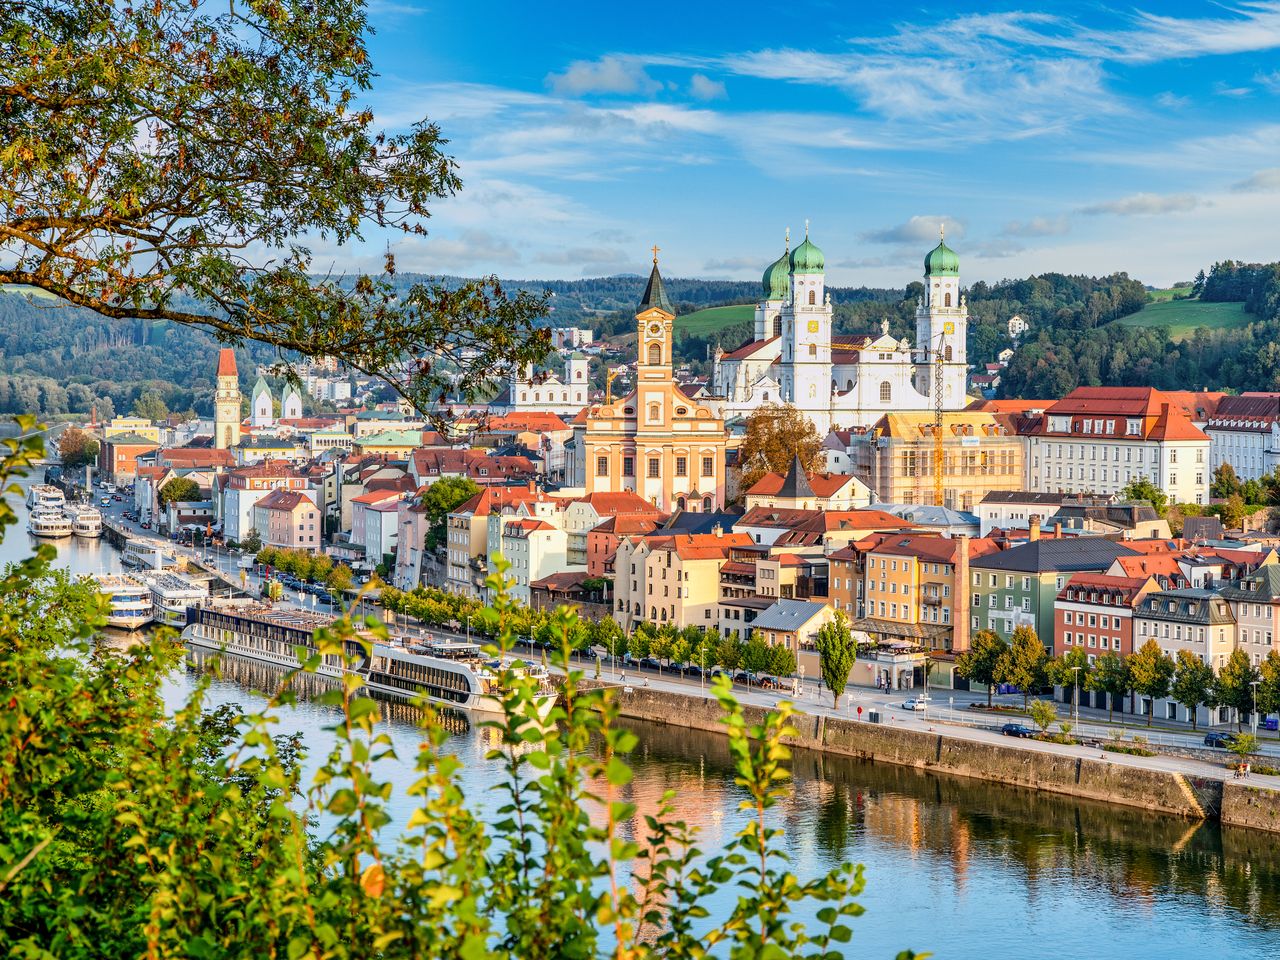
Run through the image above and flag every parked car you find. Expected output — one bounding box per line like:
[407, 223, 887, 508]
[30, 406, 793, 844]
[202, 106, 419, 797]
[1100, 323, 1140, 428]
[1204, 732, 1240, 749]
[314, 591, 334, 605]
[901, 697, 931, 712]
[681, 664, 702, 679]
[140, 522, 151, 530]
[708, 668, 732, 683]
[1001, 723, 1038, 738]
[757, 675, 781, 690]
[639, 657, 662, 671]
[734, 671, 754, 686]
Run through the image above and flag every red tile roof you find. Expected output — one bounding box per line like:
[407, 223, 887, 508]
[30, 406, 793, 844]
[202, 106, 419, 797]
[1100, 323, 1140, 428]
[720, 336, 779, 361]
[482, 413, 570, 433]
[1057, 572, 1155, 604]
[256, 489, 315, 512]
[216, 348, 237, 377]
[747, 470, 860, 499]
[573, 491, 665, 517]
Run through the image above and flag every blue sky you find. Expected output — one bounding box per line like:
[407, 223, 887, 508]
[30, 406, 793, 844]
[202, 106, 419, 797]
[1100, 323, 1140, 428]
[345, 0, 1280, 288]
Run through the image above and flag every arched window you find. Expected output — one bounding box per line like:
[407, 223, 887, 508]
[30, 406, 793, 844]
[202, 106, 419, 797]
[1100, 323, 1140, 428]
[808, 343, 817, 357]
[647, 402, 660, 422]
[945, 292, 952, 307]
[773, 315, 782, 337]
[575, 369, 583, 380]
[945, 345, 953, 362]
[846, 379, 853, 390]
[676, 496, 686, 511]
[703, 495, 713, 512]
[879, 381, 891, 403]
[648, 343, 661, 365]
[808, 290, 816, 305]
[763, 392, 770, 401]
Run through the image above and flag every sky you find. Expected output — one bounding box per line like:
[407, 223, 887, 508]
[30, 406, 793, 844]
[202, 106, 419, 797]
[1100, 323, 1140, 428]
[347, 0, 1280, 288]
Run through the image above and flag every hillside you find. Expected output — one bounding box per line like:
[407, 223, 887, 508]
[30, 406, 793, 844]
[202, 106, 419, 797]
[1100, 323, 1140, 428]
[1114, 298, 1252, 340]
[677, 303, 756, 337]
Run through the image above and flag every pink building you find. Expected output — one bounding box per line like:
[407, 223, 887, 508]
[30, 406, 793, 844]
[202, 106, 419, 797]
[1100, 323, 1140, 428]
[253, 489, 321, 552]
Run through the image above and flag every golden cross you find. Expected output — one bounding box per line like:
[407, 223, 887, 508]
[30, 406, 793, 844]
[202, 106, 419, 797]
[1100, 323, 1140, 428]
[651, 244, 660, 265]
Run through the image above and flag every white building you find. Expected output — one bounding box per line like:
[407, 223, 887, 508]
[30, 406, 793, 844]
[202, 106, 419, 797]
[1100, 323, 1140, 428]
[250, 377, 274, 428]
[500, 518, 576, 607]
[711, 228, 970, 433]
[1204, 393, 1280, 482]
[1024, 388, 1213, 506]
[498, 352, 591, 418]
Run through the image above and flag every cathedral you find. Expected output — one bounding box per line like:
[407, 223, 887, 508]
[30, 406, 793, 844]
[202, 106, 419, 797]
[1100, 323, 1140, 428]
[711, 228, 971, 432]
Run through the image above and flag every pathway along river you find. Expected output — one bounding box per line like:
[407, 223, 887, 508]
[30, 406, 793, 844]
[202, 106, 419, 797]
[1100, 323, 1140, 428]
[6, 475, 1280, 957]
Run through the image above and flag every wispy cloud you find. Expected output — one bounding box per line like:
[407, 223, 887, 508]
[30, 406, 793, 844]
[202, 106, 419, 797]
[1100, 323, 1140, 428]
[546, 56, 660, 97]
[1002, 215, 1071, 237]
[1231, 168, 1280, 192]
[1078, 192, 1202, 216]
[861, 215, 963, 244]
[689, 73, 727, 100]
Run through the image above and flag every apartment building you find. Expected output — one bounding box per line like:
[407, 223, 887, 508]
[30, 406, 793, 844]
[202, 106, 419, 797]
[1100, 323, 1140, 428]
[1219, 564, 1280, 668]
[613, 529, 752, 631]
[1133, 589, 1237, 724]
[1204, 393, 1280, 481]
[743, 456, 873, 511]
[1053, 573, 1157, 658]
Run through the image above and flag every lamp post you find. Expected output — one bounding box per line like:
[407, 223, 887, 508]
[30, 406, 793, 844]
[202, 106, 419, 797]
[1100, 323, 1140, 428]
[1071, 665, 1081, 727]
[466, 614, 472, 643]
[1251, 679, 1261, 738]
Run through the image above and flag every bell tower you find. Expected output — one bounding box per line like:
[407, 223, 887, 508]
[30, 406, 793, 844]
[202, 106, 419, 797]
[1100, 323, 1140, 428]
[915, 226, 968, 408]
[214, 348, 241, 449]
[636, 245, 674, 383]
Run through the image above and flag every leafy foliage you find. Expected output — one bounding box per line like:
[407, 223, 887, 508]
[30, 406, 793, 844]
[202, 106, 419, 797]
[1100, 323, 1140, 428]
[1087, 653, 1132, 722]
[1120, 476, 1169, 517]
[1215, 648, 1260, 731]
[996, 626, 1048, 710]
[157, 476, 202, 505]
[955, 629, 1008, 707]
[1170, 649, 1215, 730]
[814, 612, 856, 708]
[420, 476, 482, 551]
[1128, 639, 1176, 726]
[56, 425, 99, 468]
[736, 403, 825, 497]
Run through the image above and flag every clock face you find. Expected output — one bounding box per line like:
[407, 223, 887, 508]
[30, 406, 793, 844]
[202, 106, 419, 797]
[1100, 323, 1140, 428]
[807, 320, 819, 333]
[944, 322, 955, 334]
[647, 322, 662, 336]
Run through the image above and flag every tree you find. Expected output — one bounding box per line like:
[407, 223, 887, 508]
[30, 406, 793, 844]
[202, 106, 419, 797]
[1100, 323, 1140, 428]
[130, 388, 169, 422]
[1258, 649, 1280, 737]
[741, 630, 770, 676]
[1088, 653, 1131, 722]
[239, 528, 263, 555]
[1215, 648, 1260, 731]
[1229, 733, 1260, 769]
[1027, 699, 1057, 735]
[736, 403, 824, 495]
[1046, 647, 1092, 715]
[1170, 650, 1216, 730]
[1211, 462, 1242, 500]
[649, 631, 673, 675]
[157, 476, 202, 505]
[767, 643, 798, 679]
[955, 629, 1008, 706]
[814, 613, 856, 708]
[1120, 477, 1168, 517]
[1218, 493, 1247, 531]
[420, 476, 482, 551]
[716, 635, 743, 672]
[996, 626, 1048, 711]
[668, 637, 690, 672]
[1, 1, 550, 412]
[1128, 639, 1176, 727]
[57, 427, 100, 469]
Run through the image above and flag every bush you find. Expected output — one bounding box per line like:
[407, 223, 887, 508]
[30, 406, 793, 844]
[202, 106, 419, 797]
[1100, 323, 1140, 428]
[1103, 744, 1157, 757]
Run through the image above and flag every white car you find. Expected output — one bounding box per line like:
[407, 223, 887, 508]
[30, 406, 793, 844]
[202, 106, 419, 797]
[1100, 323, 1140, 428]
[901, 698, 932, 712]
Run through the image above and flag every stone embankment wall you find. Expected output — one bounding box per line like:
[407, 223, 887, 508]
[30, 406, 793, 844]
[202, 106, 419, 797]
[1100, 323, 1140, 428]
[600, 685, 1276, 831]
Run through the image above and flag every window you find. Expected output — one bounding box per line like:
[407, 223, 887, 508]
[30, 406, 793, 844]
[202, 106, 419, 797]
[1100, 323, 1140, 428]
[702, 456, 714, 477]
[647, 458, 660, 478]
[675, 456, 687, 477]
[648, 402, 660, 422]
[596, 456, 608, 477]
[808, 290, 816, 305]
[648, 343, 661, 365]
[808, 343, 817, 357]
[623, 456, 634, 477]
[944, 292, 952, 307]
[879, 381, 891, 403]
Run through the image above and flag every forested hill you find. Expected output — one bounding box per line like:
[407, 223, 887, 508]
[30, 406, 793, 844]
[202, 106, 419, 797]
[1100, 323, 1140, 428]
[997, 261, 1280, 398]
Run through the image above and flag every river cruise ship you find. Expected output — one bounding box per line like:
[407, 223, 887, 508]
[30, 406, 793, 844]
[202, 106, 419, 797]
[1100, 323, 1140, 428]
[92, 574, 153, 630]
[181, 601, 556, 717]
[146, 572, 209, 627]
[66, 504, 104, 538]
[28, 507, 73, 539]
[26, 484, 65, 510]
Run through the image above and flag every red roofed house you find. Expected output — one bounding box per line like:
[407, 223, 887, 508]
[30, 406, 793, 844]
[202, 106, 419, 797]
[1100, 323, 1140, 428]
[1053, 572, 1158, 661]
[744, 454, 873, 511]
[612, 527, 753, 630]
[1024, 387, 1221, 505]
[444, 484, 557, 598]
[587, 513, 667, 577]
[352, 489, 405, 564]
[736, 506, 910, 549]
[253, 488, 321, 552]
[219, 460, 310, 543]
[560, 491, 667, 568]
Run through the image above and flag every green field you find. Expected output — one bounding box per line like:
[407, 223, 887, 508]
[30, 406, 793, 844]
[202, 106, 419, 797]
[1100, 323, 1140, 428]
[1115, 298, 1252, 340]
[676, 303, 755, 337]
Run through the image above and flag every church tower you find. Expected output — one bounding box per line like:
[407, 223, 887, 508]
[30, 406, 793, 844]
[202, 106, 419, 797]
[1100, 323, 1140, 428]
[754, 232, 789, 341]
[250, 376, 274, 428]
[636, 250, 674, 385]
[915, 228, 968, 408]
[781, 226, 833, 432]
[213, 348, 241, 449]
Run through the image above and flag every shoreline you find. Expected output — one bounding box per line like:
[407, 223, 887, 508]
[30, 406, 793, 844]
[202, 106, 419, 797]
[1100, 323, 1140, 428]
[589, 681, 1280, 834]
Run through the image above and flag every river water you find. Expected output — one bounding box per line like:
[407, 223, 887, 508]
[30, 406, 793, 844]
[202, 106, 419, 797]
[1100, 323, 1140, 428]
[5, 473, 1280, 957]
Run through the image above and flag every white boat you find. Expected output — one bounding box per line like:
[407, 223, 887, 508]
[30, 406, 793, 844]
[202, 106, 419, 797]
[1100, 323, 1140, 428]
[26, 484, 65, 510]
[28, 507, 73, 539]
[145, 572, 209, 627]
[181, 601, 557, 718]
[65, 505, 103, 538]
[92, 574, 153, 630]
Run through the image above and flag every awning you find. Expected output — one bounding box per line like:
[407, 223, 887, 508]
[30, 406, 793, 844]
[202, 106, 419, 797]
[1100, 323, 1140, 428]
[852, 617, 950, 642]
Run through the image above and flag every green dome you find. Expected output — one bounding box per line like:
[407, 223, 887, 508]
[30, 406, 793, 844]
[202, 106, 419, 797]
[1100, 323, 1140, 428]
[789, 235, 824, 274]
[924, 239, 960, 276]
[761, 250, 790, 300]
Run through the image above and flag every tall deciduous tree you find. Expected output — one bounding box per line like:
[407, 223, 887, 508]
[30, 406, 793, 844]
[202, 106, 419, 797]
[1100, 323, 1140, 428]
[955, 629, 1008, 707]
[1128, 639, 1176, 727]
[1120, 477, 1168, 517]
[996, 626, 1048, 711]
[1087, 653, 1131, 722]
[1, 1, 549, 410]
[1170, 650, 1216, 730]
[814, 612, 856, 708]
[130, 389, 169, 422]
[1210, 462, 1242, 500]
[1046, 647, 1092, 711]
[1215, 648, 1261, 731]
[157, 476, 201, 505]
[420, 476, 481, 550]
[1258, 649, 1280, 737]
[736, 403, 824, 495]
[57, 427, 99, 468]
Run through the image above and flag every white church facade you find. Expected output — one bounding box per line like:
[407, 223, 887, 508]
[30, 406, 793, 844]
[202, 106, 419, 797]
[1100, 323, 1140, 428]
[711, 230, 971, 432]
[496, 352, 591, 418]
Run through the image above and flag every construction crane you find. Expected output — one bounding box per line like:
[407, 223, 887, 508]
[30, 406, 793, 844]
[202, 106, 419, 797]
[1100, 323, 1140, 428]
[934, 332, 945, 507]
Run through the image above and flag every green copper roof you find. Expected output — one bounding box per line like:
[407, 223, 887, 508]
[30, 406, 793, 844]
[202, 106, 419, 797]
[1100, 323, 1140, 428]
[789, 235, 824, 274]
[762, 249, 790, 299]
[638, 262, 674, 315]
[924, 239, 960, 276]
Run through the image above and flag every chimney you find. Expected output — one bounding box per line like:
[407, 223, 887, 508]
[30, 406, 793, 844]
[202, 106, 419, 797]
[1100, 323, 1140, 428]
[1029, 515, 1041, 542]
[1054, 521, 1063, 538]
[953, 534, 971, 654]
[712, 523, 723, 538]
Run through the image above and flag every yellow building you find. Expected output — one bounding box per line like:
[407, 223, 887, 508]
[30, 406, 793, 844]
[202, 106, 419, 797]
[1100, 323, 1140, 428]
[583, 253, 727, 512]
[852, 410, 1024, 511]
[102, 416, 161, 443]
[613, 529, 752, 630]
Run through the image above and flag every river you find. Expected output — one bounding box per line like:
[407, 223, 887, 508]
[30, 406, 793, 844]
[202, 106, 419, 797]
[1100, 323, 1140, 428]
[5, 472, 1280, 957]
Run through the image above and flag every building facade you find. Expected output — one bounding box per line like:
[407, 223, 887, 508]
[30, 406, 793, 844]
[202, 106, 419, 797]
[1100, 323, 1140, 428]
[214, 349, 242, 450]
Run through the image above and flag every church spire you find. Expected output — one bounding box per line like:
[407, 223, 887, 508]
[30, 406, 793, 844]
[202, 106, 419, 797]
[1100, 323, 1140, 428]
[638, 251, 674, 315]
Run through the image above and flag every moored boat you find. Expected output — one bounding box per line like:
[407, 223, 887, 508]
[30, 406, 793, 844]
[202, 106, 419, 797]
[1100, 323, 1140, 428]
[91, 574, 153, 630]
[145, 572, 209, 627]
[26, 483, 65, 510]
[28, 507, 73, 539]
[66, 505, 104, 538]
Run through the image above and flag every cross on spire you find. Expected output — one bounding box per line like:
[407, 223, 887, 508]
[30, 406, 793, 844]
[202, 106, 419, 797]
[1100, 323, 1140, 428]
[785, 226, 790, 252]
[651, 243, 660, 265]
[804, 218, 810, 238]
[940, 222, 945, 241]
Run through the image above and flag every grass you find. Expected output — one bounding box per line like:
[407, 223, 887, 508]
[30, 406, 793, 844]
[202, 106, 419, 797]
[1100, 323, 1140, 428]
[1, 284, 58, 300]
[676, 303, 755, 338]
[1115, 298, 1252, 340]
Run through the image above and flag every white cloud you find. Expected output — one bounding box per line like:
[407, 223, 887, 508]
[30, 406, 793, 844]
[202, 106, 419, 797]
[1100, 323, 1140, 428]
[1256, 69, 1280, 93]
[1157, 91, 1190, 109]
[1231, 168, 1280, 192]
[1078, 192, 1203, 216]
[546, 56, 660, 97]
[689, 73, 727, 100]
[861, 215, 963, 245]
[1002, 216, 1071, 237]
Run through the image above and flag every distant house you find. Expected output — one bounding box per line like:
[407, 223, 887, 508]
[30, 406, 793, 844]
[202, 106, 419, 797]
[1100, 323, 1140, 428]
[253, 489, 321, 552]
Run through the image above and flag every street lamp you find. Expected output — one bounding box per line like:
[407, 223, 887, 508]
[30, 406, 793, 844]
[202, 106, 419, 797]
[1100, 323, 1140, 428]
[1251, 679, 1261, 737]
[466, 614, 472, 643]
[1071, 665, 1081, 726]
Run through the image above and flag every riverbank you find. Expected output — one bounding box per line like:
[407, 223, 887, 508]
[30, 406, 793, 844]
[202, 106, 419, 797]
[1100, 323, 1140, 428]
[593, 681, 1280, 834]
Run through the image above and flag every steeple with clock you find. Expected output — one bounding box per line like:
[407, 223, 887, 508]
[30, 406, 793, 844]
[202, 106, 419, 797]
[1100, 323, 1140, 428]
[636, 245, 674, 382]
